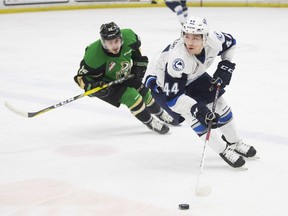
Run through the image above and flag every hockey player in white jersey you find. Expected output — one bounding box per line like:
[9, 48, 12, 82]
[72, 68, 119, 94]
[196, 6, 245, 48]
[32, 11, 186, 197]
[165, 0, 188, 25]
[151, 1, 188, 25]
[145, 16, 257, 168]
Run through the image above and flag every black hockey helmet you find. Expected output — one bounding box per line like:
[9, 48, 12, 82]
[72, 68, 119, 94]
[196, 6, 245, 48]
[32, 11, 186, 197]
[100, 22, 122, 41]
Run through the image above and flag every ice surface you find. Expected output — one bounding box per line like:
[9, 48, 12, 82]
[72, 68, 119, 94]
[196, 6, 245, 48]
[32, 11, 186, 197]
[1, 6, 288, 216]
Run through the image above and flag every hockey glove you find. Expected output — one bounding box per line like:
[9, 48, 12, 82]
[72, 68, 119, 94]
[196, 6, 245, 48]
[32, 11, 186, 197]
[191, 102, 220, 128]
[131, 56, 149, 81]
[85, 81, 112, 98]
[212, 60, 236, 86]
[144, 75, 163, 93]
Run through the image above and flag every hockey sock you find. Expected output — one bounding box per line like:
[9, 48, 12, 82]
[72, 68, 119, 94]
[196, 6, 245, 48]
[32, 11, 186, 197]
[219, 119, 240, 143]
[200, 129, 227, 153]
[120, 87, 152, 123]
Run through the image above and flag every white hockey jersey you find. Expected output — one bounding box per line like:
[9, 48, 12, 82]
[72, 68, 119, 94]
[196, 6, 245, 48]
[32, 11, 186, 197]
[148, 30, 236, 115]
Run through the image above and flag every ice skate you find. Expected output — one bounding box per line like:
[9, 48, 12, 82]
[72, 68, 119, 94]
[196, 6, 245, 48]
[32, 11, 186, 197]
[219, 145, 246, 168]
[222, 135, 257, 158]
[146, 117, 170, 134]
[156, 110, 179, 126]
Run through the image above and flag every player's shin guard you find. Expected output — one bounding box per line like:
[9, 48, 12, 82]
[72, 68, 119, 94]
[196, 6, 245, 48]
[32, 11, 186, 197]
[191, 120, 226, 153]
[199, 129, 226, 153]
[144, 92, 161, 115]
[217, 107, 233, 127]
[218, 109, 242, 145]
[214, 98, 239, 142]
[129, 95, 151, 123]
[191, 122, 207, 137]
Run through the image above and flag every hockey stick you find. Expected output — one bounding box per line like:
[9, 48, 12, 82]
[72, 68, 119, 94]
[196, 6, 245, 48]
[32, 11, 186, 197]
[4, 74, 134, 118]
[195, 82, 221, 197]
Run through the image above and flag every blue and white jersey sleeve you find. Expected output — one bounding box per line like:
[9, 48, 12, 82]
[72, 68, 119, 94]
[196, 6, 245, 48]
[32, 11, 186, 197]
[209, 30, 236, 61]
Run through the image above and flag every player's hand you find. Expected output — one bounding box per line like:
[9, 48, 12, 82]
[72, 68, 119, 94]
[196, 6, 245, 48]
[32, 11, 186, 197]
[191, 102, 219, 128]
[144, 75, 162, 93]
[86, 81, 112, 98]
[131, 56, 149, 81]
[212, 60, 235, 86]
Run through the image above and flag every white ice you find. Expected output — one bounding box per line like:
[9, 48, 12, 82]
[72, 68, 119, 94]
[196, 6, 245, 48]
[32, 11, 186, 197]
[1, 6, 288, 216]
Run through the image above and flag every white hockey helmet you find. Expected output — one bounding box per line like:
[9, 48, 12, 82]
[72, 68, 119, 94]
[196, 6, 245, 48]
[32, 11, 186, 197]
[182, 16, 209, 40]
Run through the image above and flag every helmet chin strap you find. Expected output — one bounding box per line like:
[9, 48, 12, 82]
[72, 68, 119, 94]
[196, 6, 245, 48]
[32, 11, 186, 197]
[202, 34, 207, 47]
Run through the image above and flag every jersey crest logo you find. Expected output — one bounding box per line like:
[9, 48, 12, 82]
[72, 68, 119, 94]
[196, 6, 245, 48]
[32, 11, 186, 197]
[118, 61, 131, 77]
[172, 58, 185, 71]
[108, 61, 116, 71]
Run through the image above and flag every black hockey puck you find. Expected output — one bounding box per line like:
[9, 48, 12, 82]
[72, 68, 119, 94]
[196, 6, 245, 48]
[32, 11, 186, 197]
[178, 203, 189, 210]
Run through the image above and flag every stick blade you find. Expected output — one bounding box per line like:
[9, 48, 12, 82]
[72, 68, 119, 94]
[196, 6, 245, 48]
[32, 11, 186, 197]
[4, 101, 29, 118]
[195, 185, 212, 197]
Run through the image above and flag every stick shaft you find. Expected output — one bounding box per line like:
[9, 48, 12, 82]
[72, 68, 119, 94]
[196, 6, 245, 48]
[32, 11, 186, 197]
[195, 82, 221, 192]
[6, 74, 134, 118]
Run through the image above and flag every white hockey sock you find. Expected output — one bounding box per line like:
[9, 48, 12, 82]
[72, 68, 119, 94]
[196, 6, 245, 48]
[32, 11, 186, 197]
[219, 119, 240, 143]
[174, 5, 186, 24]
[200, 129, 226, 154]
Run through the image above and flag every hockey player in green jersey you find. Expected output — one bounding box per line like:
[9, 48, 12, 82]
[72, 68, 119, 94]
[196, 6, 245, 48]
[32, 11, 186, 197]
[74, 22, 177, 134]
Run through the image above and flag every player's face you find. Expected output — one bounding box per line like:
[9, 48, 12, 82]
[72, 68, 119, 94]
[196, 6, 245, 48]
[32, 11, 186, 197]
[183, 34, 204, 55]
[104, 37, 122, 54]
